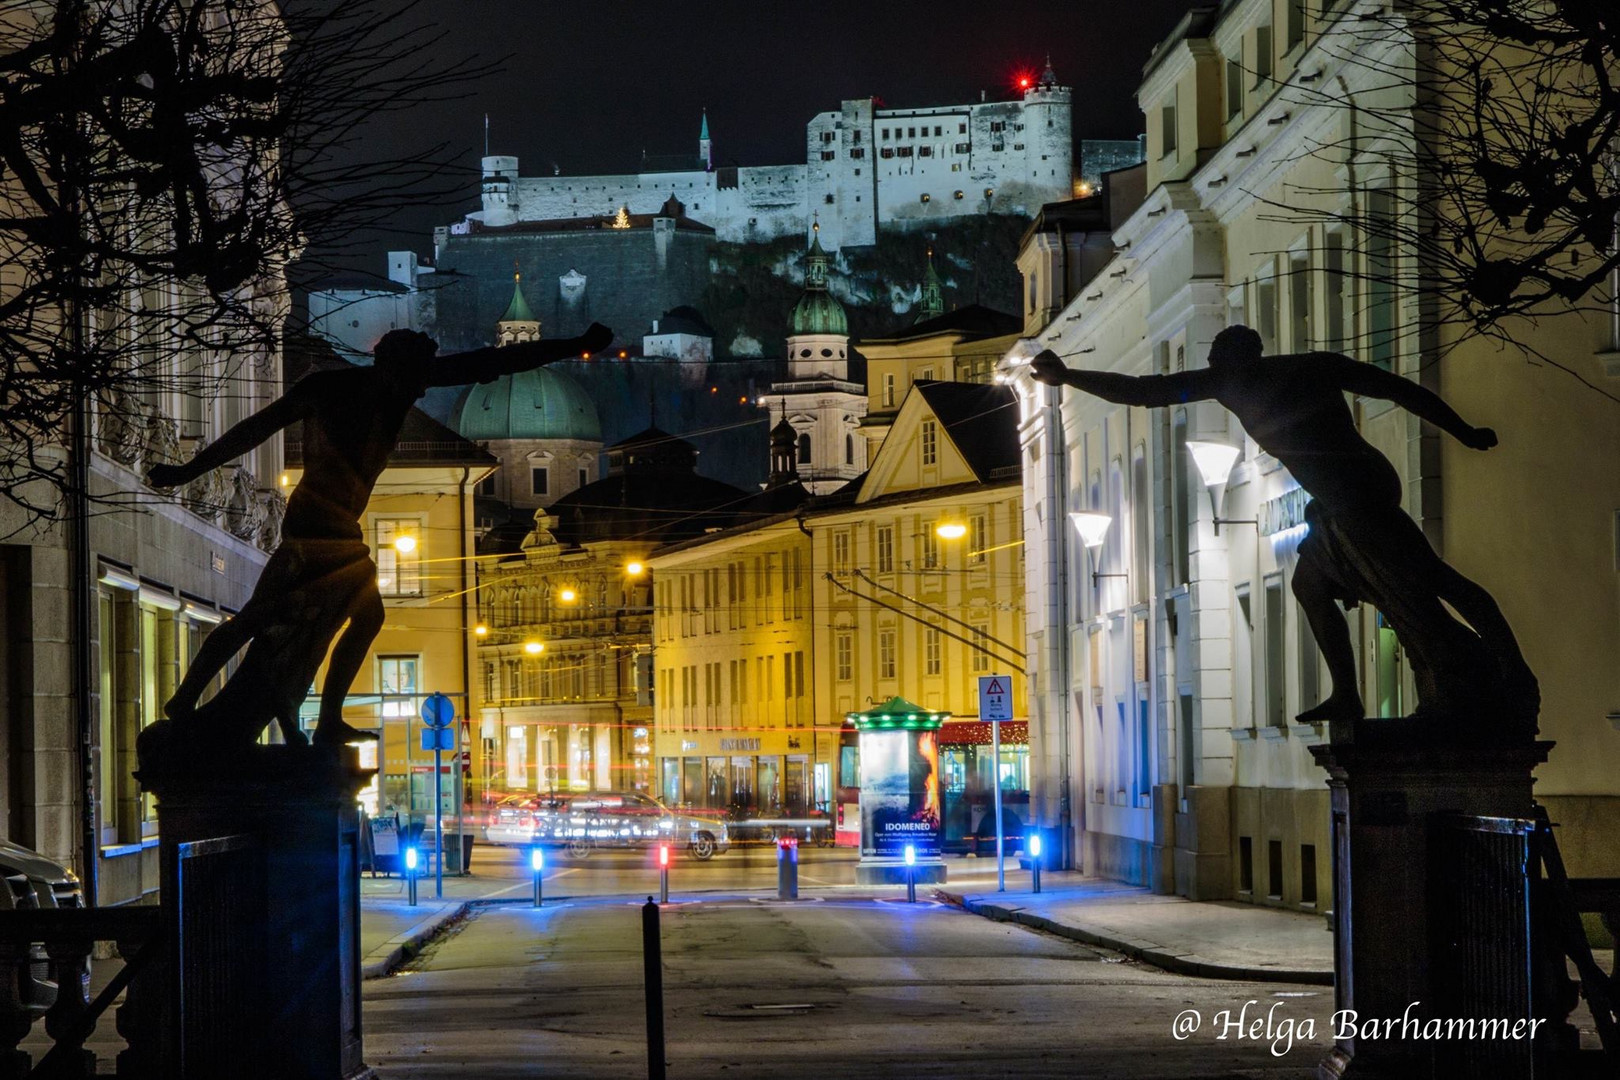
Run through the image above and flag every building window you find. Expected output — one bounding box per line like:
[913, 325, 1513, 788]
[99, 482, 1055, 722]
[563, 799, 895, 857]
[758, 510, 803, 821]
[1366, 187, 1396, 370]
[578, 467, 588, 489]
[1226, 58, 1243, 119]
[920, 419, 938, 466]
[883, 373, 896, 408]
[845, 433, 855, 465]
[878, 630, 897, 680]
[849, 147, 864, 159]
[921, 527, 939, 569]
[531, 466, 549, 496]
[1289, 247, 1312, 350]
[970, 623, 990, 673]
[375, 518, 421, 596]
[378, 655, 420, 718]
[1160, 102, 1177, 156]
[833, 531, 851, 574]
[876, 526, 895, 573]
[797, 432, 812, 464]
[925, 627, 942, 675]
[836, 633, 853, 682]
[1286, 0, 1306, 52]
[1264, 576, 1286, 727]
[477, 473, 497, 497]
[969, 514, 986, 565]
[1255, 25, 1274, 84]
[1324, 232, 1348, 351]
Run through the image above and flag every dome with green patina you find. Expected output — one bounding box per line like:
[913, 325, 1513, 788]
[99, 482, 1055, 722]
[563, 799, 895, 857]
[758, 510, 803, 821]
[451, 366, 601, 442]
[789, 228, 847, 337]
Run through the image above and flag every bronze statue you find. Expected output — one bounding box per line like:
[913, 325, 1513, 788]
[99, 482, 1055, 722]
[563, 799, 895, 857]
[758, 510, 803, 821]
[140, 324, 612, 764]
[1031, 325, 1537, 730]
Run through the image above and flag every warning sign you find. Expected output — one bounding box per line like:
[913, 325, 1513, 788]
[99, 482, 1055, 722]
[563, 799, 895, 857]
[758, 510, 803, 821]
[978, 675, 1014, 722]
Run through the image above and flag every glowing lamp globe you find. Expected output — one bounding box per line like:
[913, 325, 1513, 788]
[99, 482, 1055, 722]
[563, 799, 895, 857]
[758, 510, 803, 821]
[935, 522, 967, 540]
[1185, 440, 1242, 489]
[392, 534, 417, 554]
[1069, 512, 1113, 549]
[524, 640, 544, 655]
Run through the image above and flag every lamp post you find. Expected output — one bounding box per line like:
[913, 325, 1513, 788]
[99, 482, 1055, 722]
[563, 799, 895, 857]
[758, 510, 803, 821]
[1185, 440, 1256, 533]
[1068, 512, 1129, 589]
[405, 846, 419, 906]
[531, 846, 544, 907]
[1029, 830, 1043, 894]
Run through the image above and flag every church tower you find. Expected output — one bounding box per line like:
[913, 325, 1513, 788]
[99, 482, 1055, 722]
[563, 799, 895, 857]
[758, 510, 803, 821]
[699, 110, 712, 171]
[769, 223, 867, 495]
[496, 269, 541, 345]
[915, 248, 945, 324]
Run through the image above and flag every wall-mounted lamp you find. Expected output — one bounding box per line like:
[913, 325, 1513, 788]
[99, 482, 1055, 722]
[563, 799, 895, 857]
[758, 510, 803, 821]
[1069, 512, 1129, 586]
[1186, 440, 1257, 535]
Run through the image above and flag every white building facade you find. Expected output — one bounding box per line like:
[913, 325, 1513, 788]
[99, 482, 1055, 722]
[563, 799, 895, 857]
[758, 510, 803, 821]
[1007, 0, 1620, 905]
[471, 68, 1073, 251]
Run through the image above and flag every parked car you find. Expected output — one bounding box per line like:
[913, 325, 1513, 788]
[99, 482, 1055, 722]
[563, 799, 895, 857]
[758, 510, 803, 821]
[533, 792, 729, 860]
[0, 838, 89, 1013]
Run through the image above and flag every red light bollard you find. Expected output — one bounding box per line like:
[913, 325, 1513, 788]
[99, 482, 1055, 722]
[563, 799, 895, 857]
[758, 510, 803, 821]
[658, 843, 670, 904]
[777, 834, 799, 900]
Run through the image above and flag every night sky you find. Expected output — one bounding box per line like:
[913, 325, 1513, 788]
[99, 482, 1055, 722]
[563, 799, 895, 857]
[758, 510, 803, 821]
[329, 0, 1204, 267]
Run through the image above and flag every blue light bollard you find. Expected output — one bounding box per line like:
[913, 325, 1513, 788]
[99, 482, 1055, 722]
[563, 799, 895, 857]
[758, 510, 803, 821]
[405, 846, 419, 907]
[1029, 831, 1043, 894]
[531, 847, 544, 908]
[904, 843, 916, 903]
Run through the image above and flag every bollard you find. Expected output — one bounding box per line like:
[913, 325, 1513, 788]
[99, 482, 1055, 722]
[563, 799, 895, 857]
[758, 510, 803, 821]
[405, 846, 419, 906]
[531, 847, 544, 908]
[657, 844, 670, 905]
[777, 834, 799, 900]
[642, 897, 666, 1080]
[904, 843, 916, 903]
[1029, 830, 1043, 894]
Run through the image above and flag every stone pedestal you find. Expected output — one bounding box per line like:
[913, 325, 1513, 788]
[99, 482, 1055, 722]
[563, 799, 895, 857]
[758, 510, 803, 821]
[141, 745, 373, 1080]
[1309, 718, 1552, 1080]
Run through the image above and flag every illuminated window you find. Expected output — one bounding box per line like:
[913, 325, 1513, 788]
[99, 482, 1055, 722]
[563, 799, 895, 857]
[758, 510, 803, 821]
[920, 419, 938, 466]
[969, 514, 987, 565]
[922, 527, 939, 569]
[375, 518, 421, 596]
[378, 655, 420, 718]
[883, 373, 896, 407]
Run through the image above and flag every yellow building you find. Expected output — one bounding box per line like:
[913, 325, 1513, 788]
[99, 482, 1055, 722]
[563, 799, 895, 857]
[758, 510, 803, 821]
[288, 404, 494, 825]
[648, 379, 1030, 852]
[860, 306, 1022, 456]
[475, 425, 752, 803]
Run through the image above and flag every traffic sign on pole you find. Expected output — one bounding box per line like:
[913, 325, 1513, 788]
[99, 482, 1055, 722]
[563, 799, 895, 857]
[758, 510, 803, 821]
[420, 692, 455, 729]
[978, 674, 1014, 892]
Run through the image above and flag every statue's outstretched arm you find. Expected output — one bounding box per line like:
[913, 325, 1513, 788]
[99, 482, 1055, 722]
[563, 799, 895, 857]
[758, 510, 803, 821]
[146, 380, 317, 488]
[1331, 355, 1496, 449]
[1029, 350, 1215, 407]
[432, 323, 615, 387]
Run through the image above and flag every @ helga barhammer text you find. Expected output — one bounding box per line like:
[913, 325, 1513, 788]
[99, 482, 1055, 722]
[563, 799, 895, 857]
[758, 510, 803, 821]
[1170, 1000, 1548, 1057]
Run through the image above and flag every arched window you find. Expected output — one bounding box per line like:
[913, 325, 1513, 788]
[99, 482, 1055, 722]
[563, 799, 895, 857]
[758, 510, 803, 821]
[845, 433, 855, 465]
[797, 433, 812, 464]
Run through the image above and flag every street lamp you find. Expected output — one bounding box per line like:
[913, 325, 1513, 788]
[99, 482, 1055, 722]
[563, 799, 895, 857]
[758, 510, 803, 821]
[392, 534, 417, 554]
[1185, 440, 1257, 534]
[934, 522, 967, 540]
[625, 560, 645, 577]
[558, 587, 577, 604]
[1068, 512, 1128, 587]
[524, 640, 545, 655]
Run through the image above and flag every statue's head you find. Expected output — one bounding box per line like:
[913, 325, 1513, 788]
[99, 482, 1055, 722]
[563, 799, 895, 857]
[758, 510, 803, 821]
[373, 330, 438, 382]
[1209, 325, 1263, 370]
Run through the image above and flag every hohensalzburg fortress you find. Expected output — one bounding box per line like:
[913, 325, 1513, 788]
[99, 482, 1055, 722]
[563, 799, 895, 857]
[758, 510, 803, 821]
[461, 64, 1072, 251]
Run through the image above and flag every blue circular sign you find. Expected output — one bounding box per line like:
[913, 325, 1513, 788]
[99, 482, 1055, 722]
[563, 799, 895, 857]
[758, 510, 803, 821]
[420, 692, 455, 728]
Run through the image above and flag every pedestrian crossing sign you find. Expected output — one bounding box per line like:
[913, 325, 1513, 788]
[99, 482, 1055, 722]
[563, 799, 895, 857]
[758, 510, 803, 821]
[978, 675, 1013, 722]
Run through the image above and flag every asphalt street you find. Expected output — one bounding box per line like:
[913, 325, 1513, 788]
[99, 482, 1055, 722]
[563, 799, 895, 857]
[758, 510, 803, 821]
[363, 897, 1333, 1079]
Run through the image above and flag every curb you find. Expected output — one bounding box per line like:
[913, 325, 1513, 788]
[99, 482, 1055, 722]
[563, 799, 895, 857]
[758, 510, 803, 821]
[360, 902, 470, 980]
[937, 890, 1334, 986]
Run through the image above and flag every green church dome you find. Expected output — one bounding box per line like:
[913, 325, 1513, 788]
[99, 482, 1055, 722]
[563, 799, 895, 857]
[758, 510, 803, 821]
[789, 227, 847, 337]
[451, 366, 601, 442]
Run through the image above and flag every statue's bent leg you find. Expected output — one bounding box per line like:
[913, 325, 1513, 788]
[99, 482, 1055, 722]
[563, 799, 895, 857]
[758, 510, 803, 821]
[1291, 552, 1363, 723]
[312, 575, 385, 746]
[1425, 556, 1539, 714]
[164, 600, 275, 720]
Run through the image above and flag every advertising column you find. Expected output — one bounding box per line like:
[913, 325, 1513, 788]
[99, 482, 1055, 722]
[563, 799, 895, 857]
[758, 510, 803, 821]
[849, 697, 948, 884]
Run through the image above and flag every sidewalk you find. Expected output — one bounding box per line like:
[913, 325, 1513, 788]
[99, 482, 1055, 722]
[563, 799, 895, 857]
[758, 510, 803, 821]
[937, 871, 1334, 985]
[359, 870, 523, 979]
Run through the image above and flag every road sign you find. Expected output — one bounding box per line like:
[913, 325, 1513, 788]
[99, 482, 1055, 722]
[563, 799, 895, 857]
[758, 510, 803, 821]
[978, 675, 1013, 722]
[420, 692, 455, 728]
[421, 727, 455, 752]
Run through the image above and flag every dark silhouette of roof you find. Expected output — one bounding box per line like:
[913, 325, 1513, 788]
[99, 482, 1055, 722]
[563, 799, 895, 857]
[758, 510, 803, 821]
[652, 305, 715, 338]
[915, 382, 1021, 483]
[546, 425, 751, 547]
[868, 304, 1020, 344]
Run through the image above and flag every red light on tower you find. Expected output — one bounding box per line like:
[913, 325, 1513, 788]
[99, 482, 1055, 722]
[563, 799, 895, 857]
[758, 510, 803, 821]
[1018, 76, 1031, 89]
